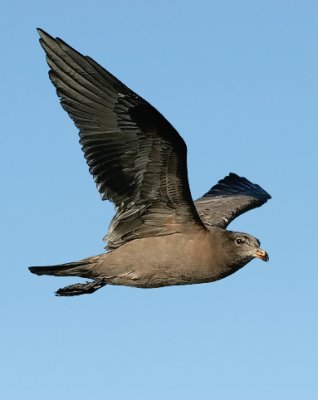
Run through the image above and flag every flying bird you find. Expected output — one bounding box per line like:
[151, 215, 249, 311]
[29, 29, 271, 296]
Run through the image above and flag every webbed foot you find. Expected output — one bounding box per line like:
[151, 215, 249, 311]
[55, 279, 106, 296]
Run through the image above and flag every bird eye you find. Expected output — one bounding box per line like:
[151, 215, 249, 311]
[235, 238, 244, 245]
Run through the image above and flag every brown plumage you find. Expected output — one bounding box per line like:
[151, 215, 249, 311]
[29, 29, 271, 296]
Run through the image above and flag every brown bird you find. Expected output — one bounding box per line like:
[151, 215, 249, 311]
[29, 29, 271, 296]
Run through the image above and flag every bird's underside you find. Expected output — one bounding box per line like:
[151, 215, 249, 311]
[29, 29, 271, 296]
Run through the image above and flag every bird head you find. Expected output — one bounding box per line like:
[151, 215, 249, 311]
[224, 231, 269, 267]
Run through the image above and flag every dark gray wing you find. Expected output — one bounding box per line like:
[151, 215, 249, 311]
[194, 173, 271, 229]
[38, 29, 205, 249]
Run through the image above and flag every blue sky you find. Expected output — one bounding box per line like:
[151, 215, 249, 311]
[1, 1, 318, 399]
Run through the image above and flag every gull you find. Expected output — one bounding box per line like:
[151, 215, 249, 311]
[29, 29, 271, 296]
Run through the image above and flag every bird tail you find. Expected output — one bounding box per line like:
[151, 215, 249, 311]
[29, 258, 98, 278]
[29, 255, 107, 296]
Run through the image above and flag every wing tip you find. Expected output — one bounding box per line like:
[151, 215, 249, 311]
[37, 28, 64, 48]
[227, 172, 272, 200]
[37, 27, 52, 41]
[206, 172, 271, 201]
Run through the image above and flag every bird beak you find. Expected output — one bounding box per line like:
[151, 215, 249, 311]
[254, 249, 269, 262]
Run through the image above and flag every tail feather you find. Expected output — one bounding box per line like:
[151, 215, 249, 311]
[29, 260, 93, 277]
[29, 254, 106, 296]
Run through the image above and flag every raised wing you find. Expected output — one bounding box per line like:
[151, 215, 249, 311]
[38, 29, 205, 249]
[194, 173, 271, 229]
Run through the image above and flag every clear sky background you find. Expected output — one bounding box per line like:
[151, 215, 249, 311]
[1, 1, 317, 399]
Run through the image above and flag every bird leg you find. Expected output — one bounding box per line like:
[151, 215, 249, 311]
[55, 279, 106, 296]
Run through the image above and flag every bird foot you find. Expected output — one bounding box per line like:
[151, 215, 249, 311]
[55, 279, 106, 296]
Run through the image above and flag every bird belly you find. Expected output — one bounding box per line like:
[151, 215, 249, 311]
[95, 232, 230, 288]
